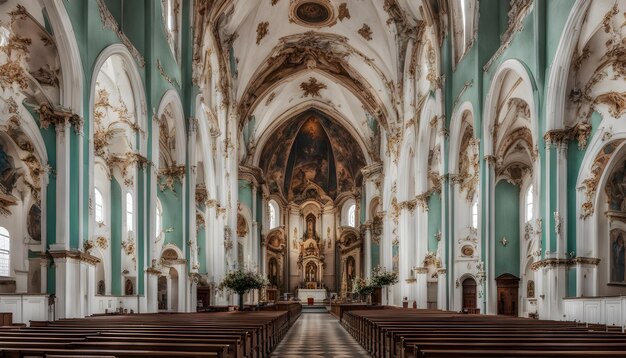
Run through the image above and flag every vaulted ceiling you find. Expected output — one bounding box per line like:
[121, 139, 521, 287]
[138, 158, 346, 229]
[195, 0, 431, 199]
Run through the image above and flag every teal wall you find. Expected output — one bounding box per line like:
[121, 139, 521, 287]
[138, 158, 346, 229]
[158, 182, 184, 250]
[494, 181, 520, 278]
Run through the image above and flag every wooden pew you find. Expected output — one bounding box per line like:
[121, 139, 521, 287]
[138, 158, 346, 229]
[341, 308, 626, 358]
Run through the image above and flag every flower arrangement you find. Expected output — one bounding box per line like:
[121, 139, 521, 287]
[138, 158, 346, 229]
[217, 268, 267, 310]
[370, 265, 399, 287]
[352, 276, 376, 297]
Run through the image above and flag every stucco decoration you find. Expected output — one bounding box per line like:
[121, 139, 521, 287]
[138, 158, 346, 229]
[580, 140, 624, 219]
[567, 3, 626, 126]
[457, 118, 479, 201]
[299, 77, 327, 97]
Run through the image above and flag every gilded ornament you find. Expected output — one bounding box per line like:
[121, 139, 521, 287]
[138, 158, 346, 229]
[300, 77, 327, 97]
[595, 91, 626, 119]
[358, 24, 372, 41]
[337, 3, 350, 21]
[256, 22, 269, 45]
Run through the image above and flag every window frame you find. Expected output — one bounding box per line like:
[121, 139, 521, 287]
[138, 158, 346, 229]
[525, 184, 534, 223]
[126, 192, 134, 233]
[0, 227, 10, 277]
[347, 204, 356, 227]
[94, 188, 104, 223]
[471, 198, 479, 229]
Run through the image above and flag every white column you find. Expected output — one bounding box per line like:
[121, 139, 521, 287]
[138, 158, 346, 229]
[485, 156, 497, 314]
[146, 269, 159, 312]
[51, 123, 71, 251]
[437, 268, 447, 310]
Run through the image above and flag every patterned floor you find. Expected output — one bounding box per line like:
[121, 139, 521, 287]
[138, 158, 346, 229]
[271, 311, 371, 357]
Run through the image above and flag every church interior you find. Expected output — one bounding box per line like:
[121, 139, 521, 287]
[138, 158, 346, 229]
[0, 0, 626, 356]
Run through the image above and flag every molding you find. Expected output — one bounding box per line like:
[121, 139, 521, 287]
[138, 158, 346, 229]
[44, 250, 101, 266]
[531, 257, 600, 271]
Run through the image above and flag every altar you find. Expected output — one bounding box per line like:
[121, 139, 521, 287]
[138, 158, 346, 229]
[297, 289, 327, 302]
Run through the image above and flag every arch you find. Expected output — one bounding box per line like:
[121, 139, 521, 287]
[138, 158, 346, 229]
[448, 101, 476, 174]
[397, 128, 416, 201]
[156, 89, 186, 165]
[252, 100, 374, 167]
[42, 0, 84, 114]
[268, 199, 280, 230]
[416, 95, 442, 193]
[160, 243, 183, 261]
[482, 59, 538, 157]
[545, 0, 592, 131]
[89, 44, 148, 155]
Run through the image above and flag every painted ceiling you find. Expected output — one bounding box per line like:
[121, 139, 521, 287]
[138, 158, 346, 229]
[260, 109, 366, 202]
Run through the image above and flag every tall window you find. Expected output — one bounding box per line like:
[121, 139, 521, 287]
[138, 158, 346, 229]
[163, 0, 180, 58]
[155, 199, 163, 238]
[126, 193, 134, 233]
[348, 204, 356, 227]
[526, 185, 534, 222]
[268, 201, 278, 230]
[94, 188, 104, 223]
[471, 199, 479, 229]
[0, 227, 9, 277]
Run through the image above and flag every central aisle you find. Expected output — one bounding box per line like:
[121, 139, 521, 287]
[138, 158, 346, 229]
[271, 311, 370, 357]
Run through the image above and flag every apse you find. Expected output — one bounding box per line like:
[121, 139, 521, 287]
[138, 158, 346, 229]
[260, 109, 366, 203]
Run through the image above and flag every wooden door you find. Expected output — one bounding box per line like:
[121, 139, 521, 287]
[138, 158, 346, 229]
[462, 278, 477, 311]
[496, 273, 520, 316]
[197, 287, 211, 310]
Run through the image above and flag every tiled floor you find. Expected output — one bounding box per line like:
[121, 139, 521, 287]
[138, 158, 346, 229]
[271, 312, 371, 357]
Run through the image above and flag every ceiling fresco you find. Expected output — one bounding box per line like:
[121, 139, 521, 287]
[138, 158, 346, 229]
[260, 110, 366, 203]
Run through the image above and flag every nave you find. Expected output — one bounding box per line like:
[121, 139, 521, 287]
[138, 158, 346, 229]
[271, 311, 369, 358]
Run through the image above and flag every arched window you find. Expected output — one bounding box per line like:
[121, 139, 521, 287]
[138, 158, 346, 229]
[126, 193, 134, 233]
[155, 199, 163, 238]
[525, 185, 534, 222]
[268, 201, 279, 230]
[0, 227, 9, 277]
[347, 204, 356, 227]
[162, 0, 180, 59]
[94, 188, 104, 223]
[471, 199, 479, 229]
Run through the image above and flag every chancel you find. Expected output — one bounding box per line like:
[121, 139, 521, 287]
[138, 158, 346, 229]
[0, 0, 625, 356]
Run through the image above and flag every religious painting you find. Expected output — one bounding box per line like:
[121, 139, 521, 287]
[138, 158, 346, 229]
[125, 278, 134, 295]
[610, 229, 626, 284]
[285, 117, 333, 200]
[0, 144, 19, 194]
[305, 262, 317, 282]
[260, 110, 366, 202]
[527, 280, 535, 298]
[97, 280, 105, 296]
[268, 258, 279, 287]
[606, 160, 626, 211]
[27, 204, 41, 241]
[346, 256, 355, 292]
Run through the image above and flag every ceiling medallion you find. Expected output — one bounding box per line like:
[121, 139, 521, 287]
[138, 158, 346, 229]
[289, 0, 336, 28]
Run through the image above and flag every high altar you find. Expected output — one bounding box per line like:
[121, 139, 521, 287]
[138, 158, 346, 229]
[296, 214, 327, 300]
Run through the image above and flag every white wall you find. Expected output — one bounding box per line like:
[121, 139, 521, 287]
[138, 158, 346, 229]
[563, 296, 626, 328]
[0, 294, 48, 325]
